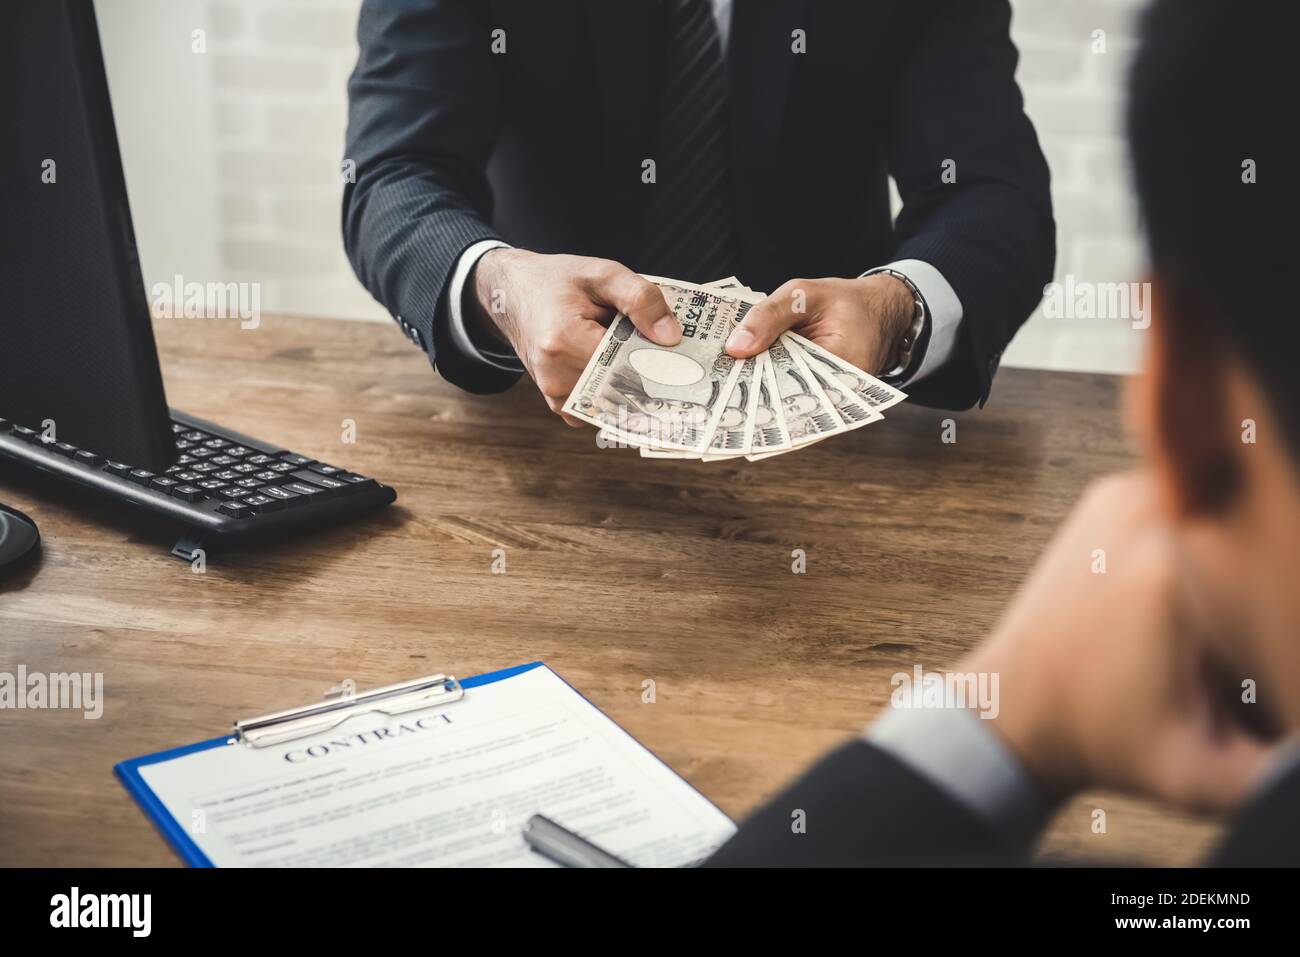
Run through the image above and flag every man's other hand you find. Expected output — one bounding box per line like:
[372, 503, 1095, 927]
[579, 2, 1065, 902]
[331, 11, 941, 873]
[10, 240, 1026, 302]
[724, 275, 915, 375]
[963, 473, 1276, 813]
[468, 250, 680, 426]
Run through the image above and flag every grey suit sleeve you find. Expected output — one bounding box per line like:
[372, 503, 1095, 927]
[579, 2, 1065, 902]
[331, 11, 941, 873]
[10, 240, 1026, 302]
[342, 0, 523, 394]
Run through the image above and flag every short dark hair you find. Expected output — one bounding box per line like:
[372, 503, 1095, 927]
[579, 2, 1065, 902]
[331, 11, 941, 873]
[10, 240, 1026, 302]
[1127, 0, 1299, 453]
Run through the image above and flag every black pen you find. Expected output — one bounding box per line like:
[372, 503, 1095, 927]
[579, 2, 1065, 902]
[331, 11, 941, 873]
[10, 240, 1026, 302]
[522, 814, 633, 868]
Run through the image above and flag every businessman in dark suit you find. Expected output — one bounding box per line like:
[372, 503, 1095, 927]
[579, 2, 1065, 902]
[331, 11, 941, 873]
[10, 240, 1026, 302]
[342, 0, 1054, 419]
[707, 0, 1300, 867]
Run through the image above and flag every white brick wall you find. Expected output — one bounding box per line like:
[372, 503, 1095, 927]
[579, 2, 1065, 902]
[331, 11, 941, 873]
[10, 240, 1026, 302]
[201, 0, 384, 322]
[1004, 0, 1148, 374]
[107, 0, 1153, 372]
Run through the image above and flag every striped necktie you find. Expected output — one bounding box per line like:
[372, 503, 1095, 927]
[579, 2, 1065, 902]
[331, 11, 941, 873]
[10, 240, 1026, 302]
[636, 0, 739, 283]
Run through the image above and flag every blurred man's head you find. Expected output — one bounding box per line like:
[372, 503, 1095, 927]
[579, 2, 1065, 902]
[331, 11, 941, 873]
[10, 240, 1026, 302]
[1128, 0, 1300, 727]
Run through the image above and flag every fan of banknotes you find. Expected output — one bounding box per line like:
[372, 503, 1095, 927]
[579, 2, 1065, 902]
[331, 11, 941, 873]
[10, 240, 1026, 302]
[562, 275, 907, 461]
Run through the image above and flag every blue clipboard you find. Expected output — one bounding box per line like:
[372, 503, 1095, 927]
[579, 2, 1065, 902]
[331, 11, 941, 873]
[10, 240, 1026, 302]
[115, 661, 728, 866]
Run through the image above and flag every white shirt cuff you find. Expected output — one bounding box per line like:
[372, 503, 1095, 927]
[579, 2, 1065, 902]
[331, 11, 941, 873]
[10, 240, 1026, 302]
[866, 703, 1050, 848]
[862, 259, 963, 388]
[447, 239, 524, 373]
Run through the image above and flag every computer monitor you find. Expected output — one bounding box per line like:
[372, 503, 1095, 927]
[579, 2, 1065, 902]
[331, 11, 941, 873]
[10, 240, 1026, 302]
[1, 0, 175, 471]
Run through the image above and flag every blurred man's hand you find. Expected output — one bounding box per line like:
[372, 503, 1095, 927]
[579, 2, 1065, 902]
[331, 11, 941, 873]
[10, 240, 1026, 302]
[963, 472, 1276, 813]
[724, 274, 915, 375]
[469, 249, 681, 425]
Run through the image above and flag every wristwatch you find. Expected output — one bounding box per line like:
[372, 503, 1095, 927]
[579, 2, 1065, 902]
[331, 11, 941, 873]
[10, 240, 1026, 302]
[866, 267, 929, 383]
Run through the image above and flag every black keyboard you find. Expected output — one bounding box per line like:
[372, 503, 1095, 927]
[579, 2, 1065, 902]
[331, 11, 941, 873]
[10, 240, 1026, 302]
[0, 410, 396, 547]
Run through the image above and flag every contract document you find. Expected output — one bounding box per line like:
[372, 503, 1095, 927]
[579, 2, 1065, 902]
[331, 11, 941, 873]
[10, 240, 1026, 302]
[116, 662, 735, 867]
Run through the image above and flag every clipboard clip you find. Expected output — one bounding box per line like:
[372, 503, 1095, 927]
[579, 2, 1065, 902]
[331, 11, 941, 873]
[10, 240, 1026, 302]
[233, 674, 464, 748]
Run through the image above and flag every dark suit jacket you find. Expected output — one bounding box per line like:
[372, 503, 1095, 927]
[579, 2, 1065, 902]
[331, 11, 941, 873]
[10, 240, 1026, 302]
[703, 740, 1300, 866]
[343, 0, 1055, 409]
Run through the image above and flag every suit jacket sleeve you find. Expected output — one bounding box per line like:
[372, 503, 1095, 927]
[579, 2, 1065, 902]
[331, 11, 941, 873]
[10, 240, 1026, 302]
[1210, 758, 1300, 866]
[343, 0, 523, 394]
[887, 0, 1056, 410]
[703, 740, 1016, 866]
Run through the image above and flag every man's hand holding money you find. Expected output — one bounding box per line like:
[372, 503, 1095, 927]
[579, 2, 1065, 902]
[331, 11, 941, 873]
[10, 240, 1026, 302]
[467, 249, 682, 426]
[723, 274, 917, 377]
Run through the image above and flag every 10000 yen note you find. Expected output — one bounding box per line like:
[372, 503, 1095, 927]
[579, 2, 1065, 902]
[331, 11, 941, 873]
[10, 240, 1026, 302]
[745, 353, 792, 455]
[588, 276, 903, 463]
[745, 336, 847, 461]
[699, 279, 765, 458]
[765, 335, 846, 442]
[784, 331, 907, 413]
[635, 277, 765, 460]
[660, 353, 791, 463]
[564, 282, 756, 454]
[792, 346, 885, 435]
[637, 274, 764, 305]
[639, 354, 761, 460]
[635, 276, 762, 461]
[702, 354, 763, 458]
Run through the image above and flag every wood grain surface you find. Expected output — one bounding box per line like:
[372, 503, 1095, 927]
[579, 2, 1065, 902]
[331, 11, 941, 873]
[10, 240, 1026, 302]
[0, 313, 1221, 866]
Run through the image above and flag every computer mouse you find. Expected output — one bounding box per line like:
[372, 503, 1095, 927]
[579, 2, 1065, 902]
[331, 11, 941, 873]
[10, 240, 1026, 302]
[0, 503, 41, 577]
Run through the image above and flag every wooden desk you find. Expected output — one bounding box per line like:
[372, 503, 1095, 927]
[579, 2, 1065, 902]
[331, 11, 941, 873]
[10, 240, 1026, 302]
[0, 313, 1219, 866]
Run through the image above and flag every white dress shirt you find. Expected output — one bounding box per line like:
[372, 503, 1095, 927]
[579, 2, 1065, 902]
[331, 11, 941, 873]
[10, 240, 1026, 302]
[867, 704, 1050, 849]
[866, 686, 1300, 853]
[444, 0, 963, 388]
